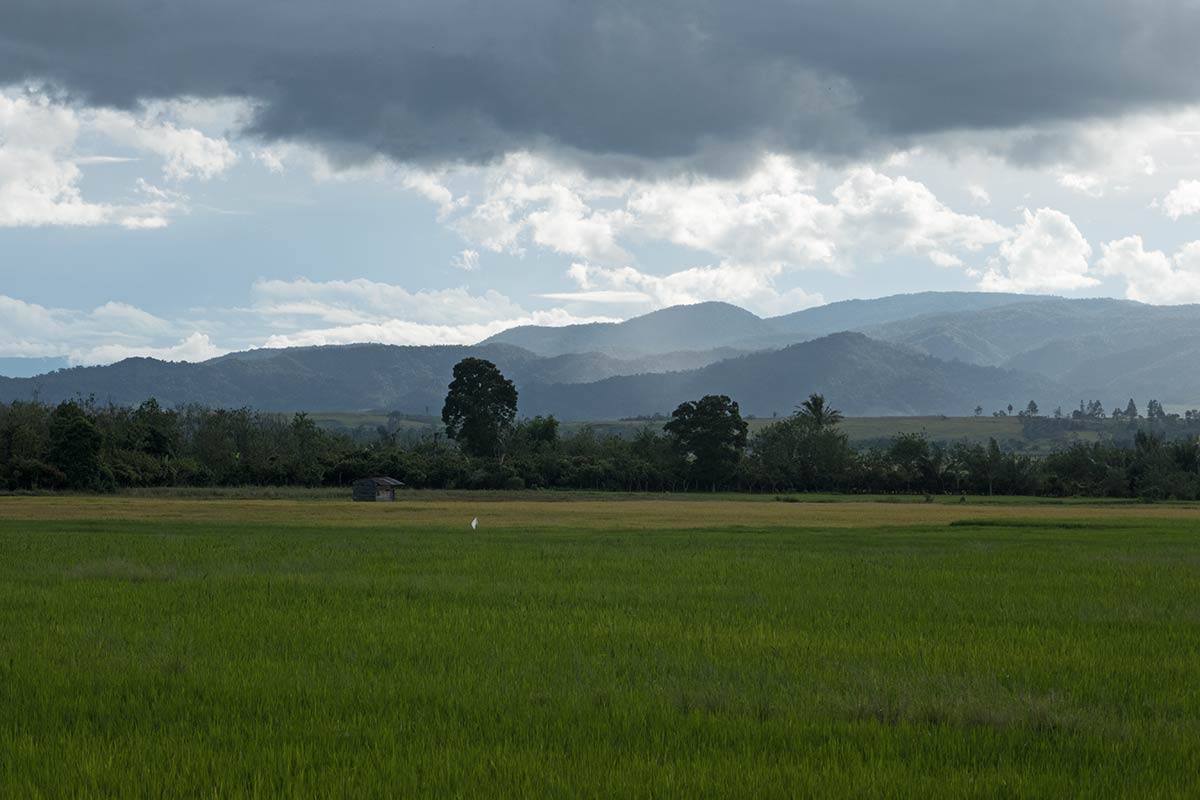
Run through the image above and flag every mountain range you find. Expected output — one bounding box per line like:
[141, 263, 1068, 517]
[3, 291, 1199, 417]
[519, 333, 1066, 419]
[480, 292, 1046, 356]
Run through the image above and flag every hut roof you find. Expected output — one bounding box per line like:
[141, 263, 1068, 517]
[356, 476, 404, 487]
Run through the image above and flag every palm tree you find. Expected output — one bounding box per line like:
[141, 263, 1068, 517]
[794, 393, 843, 427]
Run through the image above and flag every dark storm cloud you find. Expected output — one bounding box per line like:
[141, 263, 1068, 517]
[3, 0, 1198, 168]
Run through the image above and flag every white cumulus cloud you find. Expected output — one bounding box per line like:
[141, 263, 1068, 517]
[75, 332, 224, 366]
[1161, 179, 1200, 220]
[450, 153, 630, 262]
[0, 293, 222, 365]
[625, 156, 840, 268]
[248, 277, 617, 347]
[250, 278, 535, 326]
[967, 184, 991, 206]
[560, 262, 823, 317]
[0, 86, 239, 228]
[1097, 236, 1200, 303]
[830, 167, 1009, 265]
[89, 108, 238, 181]
[450, 248, 480, 271]
[0, 90, 110, 226]
[430, 152, 1020, 291]
[979, 208, 1097, 292]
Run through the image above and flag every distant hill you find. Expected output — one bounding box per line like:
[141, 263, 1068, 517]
[481, 301, 781, 356]
[0, 342, 747, 412]
[9, 291, 1200, 415]
[856, 298, 1200, 403]
[520, 333, 1068, 419]
[767, 291, 1046, 337]
[0, 333, 1065, 418]
[1057, 336, 1200, 407]
[0, 343, 532, 412]
[484, 292, 1059, 358]
[863, 298, 1141, 365]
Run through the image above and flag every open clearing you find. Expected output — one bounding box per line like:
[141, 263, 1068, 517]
[2, 495, 1198, 796]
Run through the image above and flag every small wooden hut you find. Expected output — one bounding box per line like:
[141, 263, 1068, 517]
[352, 476, 404, 502]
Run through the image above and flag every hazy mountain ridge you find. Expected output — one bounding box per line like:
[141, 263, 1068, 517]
[0, 331, 1064, 419]
[859, 298, 1200, 403]
[768, 291, 1050, 336]
[481, 301, 778, 356]
[864, 298, 1148, 366]
[485, 293, 1200, 406]
[483, 292, 1054, 356]
[4, 291, 1200, 415]
[0, 342, 751, 412]
[520, 333, 1067, 419]
[1058, 335, 1200, 406]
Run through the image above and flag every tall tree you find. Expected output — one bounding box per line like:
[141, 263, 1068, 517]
[887, 432, 933, 492]
[48, 401, 103, 489]
[287, 412, 327, 486]
[1125, 398, 1138, 419]
[795, 393, 844, 428]
[132, 397, 179, 459]
[442, 358, 519, 458]
[664, 395, 748, 491]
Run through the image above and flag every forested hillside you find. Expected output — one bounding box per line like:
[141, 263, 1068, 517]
[6, 292, 1200, 414]
[0, 342, 739, 412]
[521, 333, 1068, 419]
[0, 333, 1069, 418]
[481, 301, 778, 356]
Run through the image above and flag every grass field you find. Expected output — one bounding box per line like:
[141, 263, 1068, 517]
[2, 495, 1199, 796]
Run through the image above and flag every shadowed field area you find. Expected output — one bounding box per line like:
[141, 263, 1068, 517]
[1, 495, 1198, 796]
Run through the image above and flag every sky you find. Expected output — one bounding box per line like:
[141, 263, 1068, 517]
[1, 0, 1200, 370]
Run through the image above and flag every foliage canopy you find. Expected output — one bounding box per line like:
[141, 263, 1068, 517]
[442, 358, 519, 458]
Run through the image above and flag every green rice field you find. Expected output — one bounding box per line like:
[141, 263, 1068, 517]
[1, 495, 1198, 796]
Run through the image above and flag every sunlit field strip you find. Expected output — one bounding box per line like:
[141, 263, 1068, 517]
[1, 494, 1198, 528]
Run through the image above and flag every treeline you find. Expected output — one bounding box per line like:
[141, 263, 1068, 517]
[2, 397, 1199, 500]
